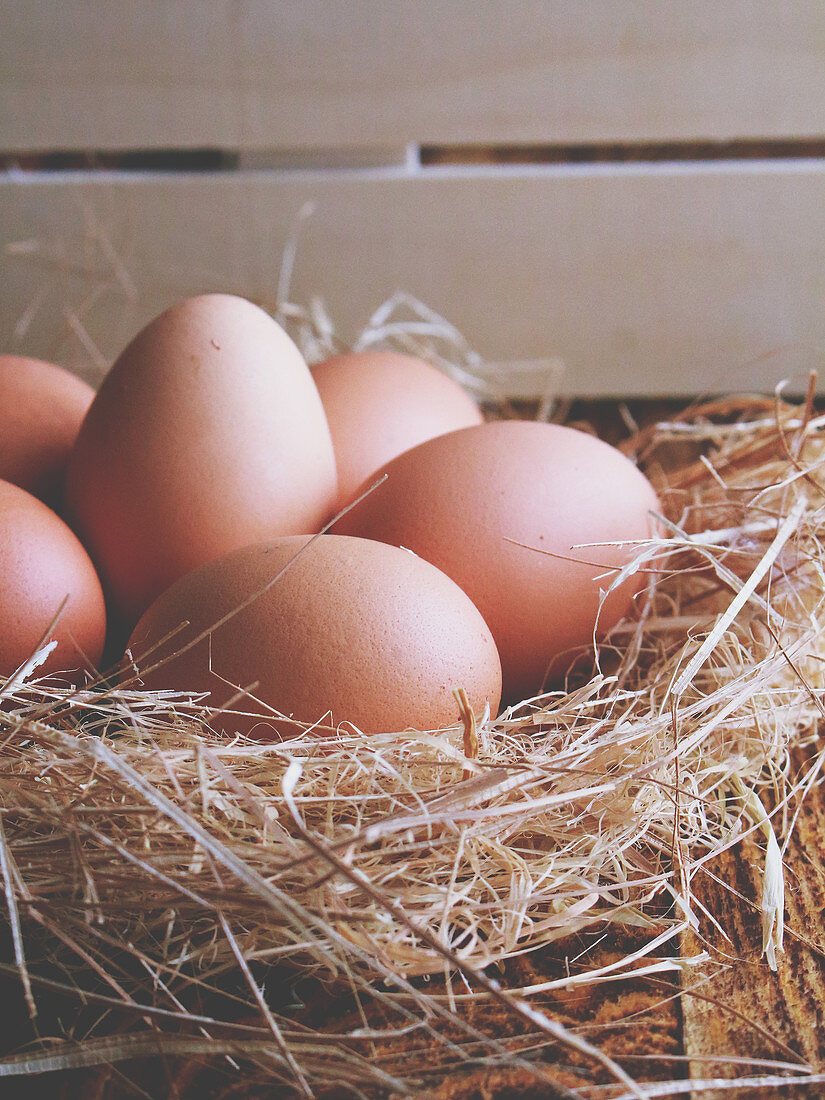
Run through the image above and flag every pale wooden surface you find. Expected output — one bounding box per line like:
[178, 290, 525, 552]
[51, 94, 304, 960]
[4, 163, 825, 396]
[4, 1, 825, 152]
[5, 2, 825, 397]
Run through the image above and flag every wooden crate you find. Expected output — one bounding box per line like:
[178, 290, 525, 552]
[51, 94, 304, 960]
[4, 1, 825, 395]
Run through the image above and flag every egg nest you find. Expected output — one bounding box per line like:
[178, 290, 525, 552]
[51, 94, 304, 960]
[2, 380, 825, 1096]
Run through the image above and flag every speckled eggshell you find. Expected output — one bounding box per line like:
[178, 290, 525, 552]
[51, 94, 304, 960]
[65, 294, 338, 633]
[334, 421, 660, 699]
[310, 350, 482, 507]
[0, 355, 94, 505]
[126, 534, 502, 738]
[0, 479, 106, 682]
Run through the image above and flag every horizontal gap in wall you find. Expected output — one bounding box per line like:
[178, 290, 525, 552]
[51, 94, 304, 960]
[6, 138, 825, 175]
[0, 149, 240, 173]
[0, 147, 416, 173]
[421, 137, 825, 165]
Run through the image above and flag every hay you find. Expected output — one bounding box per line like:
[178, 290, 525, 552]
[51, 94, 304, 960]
[4, 210, 825, 1094]
[2, 384, 824, 1094]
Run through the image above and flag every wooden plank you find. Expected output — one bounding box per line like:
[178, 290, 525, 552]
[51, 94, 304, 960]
[4, 1, 825, 153]
[2, 920, 683, 1097]
[4, 163, 825, 397]
[682, 764, 825, 1098]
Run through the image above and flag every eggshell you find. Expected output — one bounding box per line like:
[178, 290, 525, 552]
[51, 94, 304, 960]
[334, 421, 660, 698]
[126, 534, 502, 738]
[310, 350, 482, 507]
[65, 294, 338, 633]
[0, 479, 106, 682]
[0, 355, 94, 505]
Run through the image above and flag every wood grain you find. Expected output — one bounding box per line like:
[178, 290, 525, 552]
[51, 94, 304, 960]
[4, 2, 825, 152]
[682, 753, 825, 1098]
[1, 926, 684, 1098]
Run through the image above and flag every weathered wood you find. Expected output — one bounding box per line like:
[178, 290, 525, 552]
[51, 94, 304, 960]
[21, 926, 682, 1098]
[682, 756, 825, 1098]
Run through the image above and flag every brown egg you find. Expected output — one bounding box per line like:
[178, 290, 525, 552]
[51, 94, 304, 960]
[335, 421, 660, 699]
[0, 479, 106, 682]
[0, 355, 94, 505]
[310, 350, 482, 507]
[126, 534, 502, 738]
[65, 294, 338, 634]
